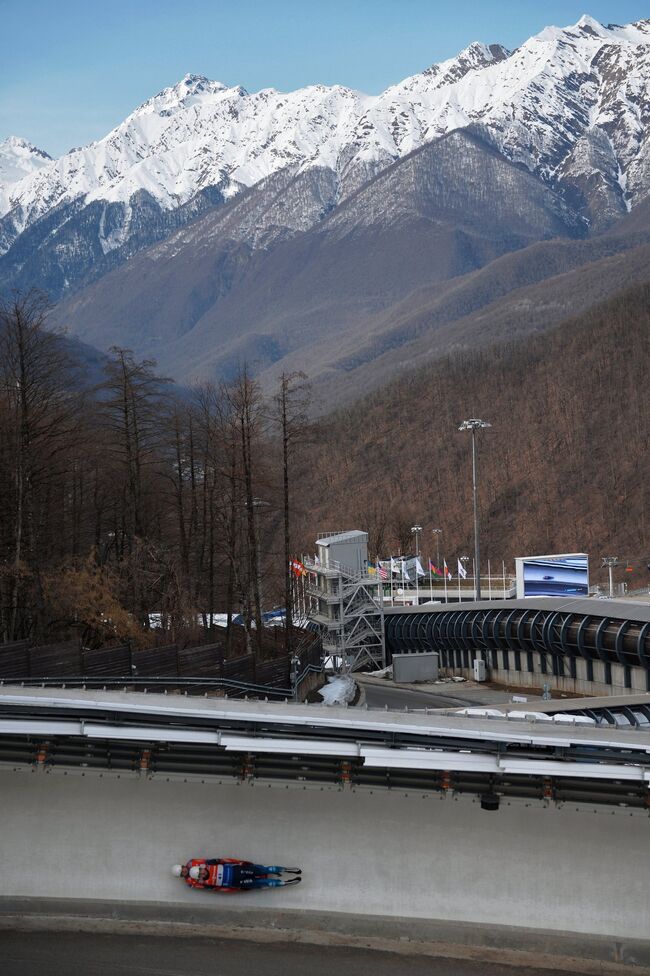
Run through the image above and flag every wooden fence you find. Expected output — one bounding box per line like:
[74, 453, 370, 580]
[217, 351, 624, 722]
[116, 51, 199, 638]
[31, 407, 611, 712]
[0, 627, 323, 697]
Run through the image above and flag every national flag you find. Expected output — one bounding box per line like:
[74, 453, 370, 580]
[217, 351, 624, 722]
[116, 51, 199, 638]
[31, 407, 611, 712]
[429, 561, 443, 577]
[405, 557, 425, 578]
[457, 559, 468, 580]
[443, 560, 452, 580]
[392, 557, 409, 580]
[290, 558, 307, 577]
[378, 563, 388, 580]
[367, 562, 377, 576]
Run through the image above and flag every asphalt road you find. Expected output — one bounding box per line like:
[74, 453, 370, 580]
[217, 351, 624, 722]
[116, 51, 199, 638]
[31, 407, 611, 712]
[0, 932, 580, 976]
[362, 680, 487, 710]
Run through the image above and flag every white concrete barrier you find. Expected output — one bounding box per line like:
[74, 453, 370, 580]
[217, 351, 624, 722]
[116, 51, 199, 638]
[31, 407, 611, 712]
[1, 765, 649, 940]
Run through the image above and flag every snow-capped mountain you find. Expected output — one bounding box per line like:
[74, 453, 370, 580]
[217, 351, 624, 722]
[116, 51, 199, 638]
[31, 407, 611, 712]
[53, 126, 586, 385]
[1, 15, 650, 297]
[0, 136, 51, 212]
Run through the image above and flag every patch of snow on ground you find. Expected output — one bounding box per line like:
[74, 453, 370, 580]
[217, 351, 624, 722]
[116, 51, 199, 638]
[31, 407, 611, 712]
[318, 675, 356, 706]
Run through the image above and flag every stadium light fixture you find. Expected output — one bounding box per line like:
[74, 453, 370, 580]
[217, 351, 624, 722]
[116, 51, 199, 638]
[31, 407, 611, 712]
[601, 556, 620, 598]
[458, 419, 491, 600]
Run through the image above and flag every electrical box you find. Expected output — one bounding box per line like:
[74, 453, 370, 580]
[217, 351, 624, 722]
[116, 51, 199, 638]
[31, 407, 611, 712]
[393, 652, 439, 683]
[473, 658, 487, 682]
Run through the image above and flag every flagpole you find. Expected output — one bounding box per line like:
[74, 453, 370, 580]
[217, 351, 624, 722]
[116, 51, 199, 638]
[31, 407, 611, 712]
[444, 560, 448, 604]
[502, 560, 507, 599]
[488, 558, 492, 601]
[458, 562, 461, 604]
[473, 556, 476, 601]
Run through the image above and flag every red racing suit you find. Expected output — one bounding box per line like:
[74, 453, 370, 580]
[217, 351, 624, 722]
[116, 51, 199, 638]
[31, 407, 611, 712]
[183, 858, 253, 893]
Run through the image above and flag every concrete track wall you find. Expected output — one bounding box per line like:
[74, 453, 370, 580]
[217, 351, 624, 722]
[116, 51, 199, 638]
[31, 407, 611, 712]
[1, 766, 649, 939]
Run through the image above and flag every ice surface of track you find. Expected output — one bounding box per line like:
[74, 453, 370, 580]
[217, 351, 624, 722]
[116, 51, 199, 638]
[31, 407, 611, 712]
[1, 766, 649, 939]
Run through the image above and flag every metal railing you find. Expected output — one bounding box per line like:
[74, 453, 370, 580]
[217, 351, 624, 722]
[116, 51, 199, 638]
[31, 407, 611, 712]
[0, 663, 325, 702]
[0, 675, 293, 699]
[304, 555, 378, 586]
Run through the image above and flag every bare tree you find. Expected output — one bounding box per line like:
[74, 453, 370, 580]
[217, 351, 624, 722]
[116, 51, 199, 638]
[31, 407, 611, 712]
[192, 381, 244, 655]
[228, 368, 265, 655]
[93, 347, 179, 634]
[0, 291, 84, 640]
[99, 348, 172, 555]
[274, 371, 310, 651]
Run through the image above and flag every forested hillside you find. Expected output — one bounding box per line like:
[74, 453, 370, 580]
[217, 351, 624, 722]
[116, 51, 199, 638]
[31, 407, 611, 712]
[3, 281, 649, 646]
[303, 282, 650, 591]
[0, 293, 308, 650]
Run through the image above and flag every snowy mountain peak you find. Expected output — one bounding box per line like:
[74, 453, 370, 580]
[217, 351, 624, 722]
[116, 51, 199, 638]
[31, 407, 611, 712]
[0, 135, 51, 166]
[173, 73, 231, 96]
[575, 13, 607, 34]
[458, 40, 510, 63]
[181, 72, 219, 87]
[0, 136, 52, 211]
[138, 73, 234, 116]
[421, 40, 510, 83]
[629, 19, 650, 36]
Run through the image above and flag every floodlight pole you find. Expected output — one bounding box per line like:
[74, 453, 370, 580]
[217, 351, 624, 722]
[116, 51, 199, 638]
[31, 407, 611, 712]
[459, 419, 491, 602]
[601, 556, 619, 599]
[432, 528, 442, 567]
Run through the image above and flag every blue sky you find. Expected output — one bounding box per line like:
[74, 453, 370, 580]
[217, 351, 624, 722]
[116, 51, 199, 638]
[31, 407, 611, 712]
[2, 0, 649, 157]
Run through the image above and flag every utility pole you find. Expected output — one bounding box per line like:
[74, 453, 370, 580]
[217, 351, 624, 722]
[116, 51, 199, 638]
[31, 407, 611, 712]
[601, 556, 620, 598]
[458, 419, 491, 601]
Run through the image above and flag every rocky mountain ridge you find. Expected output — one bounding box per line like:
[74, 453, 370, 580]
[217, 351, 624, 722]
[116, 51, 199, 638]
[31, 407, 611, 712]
[2, 15, 650, 301]
[51, 127, 588, 384]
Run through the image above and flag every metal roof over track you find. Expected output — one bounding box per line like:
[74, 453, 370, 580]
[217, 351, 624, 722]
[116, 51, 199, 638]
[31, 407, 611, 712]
[385, 597, 650, 622]
[2, 685, 650, 753]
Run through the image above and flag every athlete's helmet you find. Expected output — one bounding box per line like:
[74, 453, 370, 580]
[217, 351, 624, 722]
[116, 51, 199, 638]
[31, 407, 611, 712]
[189, 866, 202, 880]
[171, 864, 184, 877]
